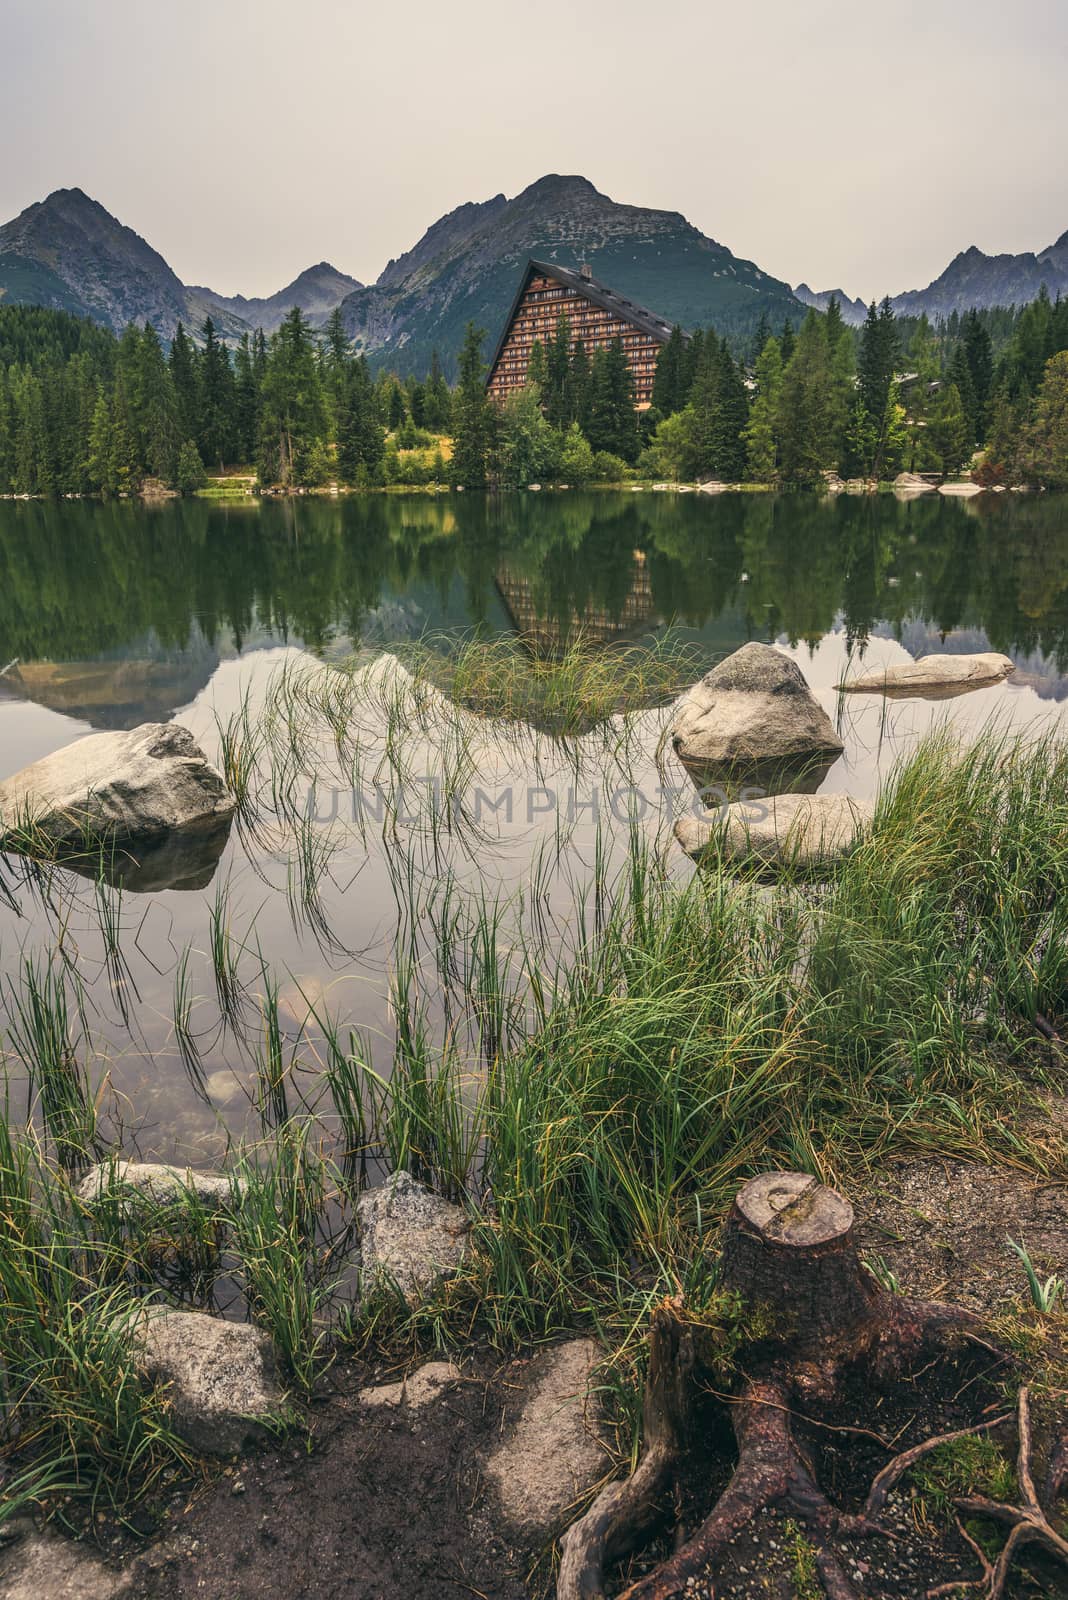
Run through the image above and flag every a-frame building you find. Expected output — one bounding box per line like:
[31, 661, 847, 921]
[485, 259, 675, 408]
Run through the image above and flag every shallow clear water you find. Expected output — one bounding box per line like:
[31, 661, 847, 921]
[1, 488, 1066, 1168]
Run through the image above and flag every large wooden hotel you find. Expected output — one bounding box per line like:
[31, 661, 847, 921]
[485, 259, 675, 408]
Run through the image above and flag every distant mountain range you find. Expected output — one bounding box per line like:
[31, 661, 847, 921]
[0, 188, 362, 340]
[336, 174, 803, 375]
[2, 181, 1066, 372]
[796, 229, 1068, 326]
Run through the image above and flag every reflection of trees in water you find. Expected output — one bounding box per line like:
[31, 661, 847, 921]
[1, 492, 1067, 677]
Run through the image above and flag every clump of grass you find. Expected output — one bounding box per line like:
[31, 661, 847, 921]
[0, 1122, 192, 1515]
[907, 1433, 1016, 1524]
[229, 1122, 336, 1389]
[783, 1517, 821, 1599]
[4, 954, 98, 1168]
[401, 629, 706, 736]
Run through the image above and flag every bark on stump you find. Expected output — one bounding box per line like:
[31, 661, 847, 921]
[557, 1171, 1003, 1600]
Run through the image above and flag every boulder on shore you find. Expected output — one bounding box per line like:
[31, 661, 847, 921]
[357, 1170, 470, 1305]
[76, 1160, 241, 1212]
[938, 481, 983, 497]
[129, 1308, 282, 1456]
[838, 652, 1015, 700]
[484, 1339, 609, 1540]
[676, 792, 873, 872]
[0, 723, 235, 860]
[670, 643, 844, 775]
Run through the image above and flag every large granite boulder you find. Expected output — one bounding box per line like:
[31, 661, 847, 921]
[129, 1308, 282, 1456]
[676, 792, 873, 873]
[838, 652, 1015, 699]
[357, 1170, 470, 1305]
[670, 643, 844, 775]
[0, 723, 235, 863]
[484, 1339, 609, 1541]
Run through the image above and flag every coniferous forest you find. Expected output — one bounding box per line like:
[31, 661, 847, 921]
[1, 288, 1068, 496]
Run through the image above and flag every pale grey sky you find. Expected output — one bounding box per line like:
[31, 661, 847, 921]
[2, 0, 1067, 302]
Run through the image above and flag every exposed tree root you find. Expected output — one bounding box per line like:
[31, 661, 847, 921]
[556, 1172, 1026, 1600]
[950, 1386, 1068, 1599]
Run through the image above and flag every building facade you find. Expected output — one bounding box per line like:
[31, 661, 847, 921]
[485, 260, 675, 408]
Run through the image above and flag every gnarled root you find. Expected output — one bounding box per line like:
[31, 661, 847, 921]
[950, 1386, 1068, 1599]
[557, 1303, 694, 1600]
[555, 1172, 1014, 1600]
[616, 1377, 857, 1600]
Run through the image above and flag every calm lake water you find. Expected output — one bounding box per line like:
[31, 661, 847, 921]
[1, 489, 1067, 1170]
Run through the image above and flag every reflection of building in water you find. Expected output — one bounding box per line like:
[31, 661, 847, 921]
[495, 549, 659, 652]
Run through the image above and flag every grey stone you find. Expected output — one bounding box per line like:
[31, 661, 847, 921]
[676, 792, 873, 872]
[130, 1308, 283, 1456]
[357, 1170, 470, 1305]
[670, 642, 844, 772]
[76, 1160, 242, 1212]
[838, 652, 1015, 700]
[0, 1532, 131, 1599]
[0, 723, 235, 858]
[359, 1360, 462, 1409]
[485, 1339, 609, 1541]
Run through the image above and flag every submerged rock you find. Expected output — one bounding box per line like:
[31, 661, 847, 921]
[670, 642, 844, 775]
[357, 1170, 470, 1305]
[76, 1160, 241, 1212]
[485, 1339, 609, 1540]
[0, 723, 235, 869]
[676, 792, 873, 872]
[130, 1308, 282, 1456]
[838, 652, 1015, 699]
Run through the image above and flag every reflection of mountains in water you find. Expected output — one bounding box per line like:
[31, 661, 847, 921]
[0, 622, 272, 729]
[871, 620, 1068, 702]
[495, 550, 659, 653]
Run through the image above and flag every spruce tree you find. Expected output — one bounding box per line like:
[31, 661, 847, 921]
[652, 326, 686, 416]
[168, 322, 199, 440]
[744, 336, 783, 482]
[450, 323, 495, 488]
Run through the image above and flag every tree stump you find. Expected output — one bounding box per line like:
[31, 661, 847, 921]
[720, 1173, 879, 1357]
[557, 1171, 1007, 1600]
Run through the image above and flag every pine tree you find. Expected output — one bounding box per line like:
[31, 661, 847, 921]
[233, 334, 261, 463]
[545, 312, 572, 427]
[744, 336, 783, 482]
[137, 324, 182, 481]
[569, 339, 591, 434]
[926, 382, 969, 474]
[168, 322, 199, 440]
[586, 339, 638, 461]
[257, 307, 329, 486]
[777, 311, 837, 484]
[337, 356, 385, 484]
[1023, 349, 1068, 489]
[652, 326, 687, 416]
[175, 440, 207, 494]
[197, 317, 236, 469]
[948, 343, 978, 451]
[779, 320, 796, 364]
[450, 323, 495, 488]
[962, 310, 994, 442]
[85, 392, 113, 494]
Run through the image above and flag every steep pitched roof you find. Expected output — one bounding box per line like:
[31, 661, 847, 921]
[485, 259, 678, 387]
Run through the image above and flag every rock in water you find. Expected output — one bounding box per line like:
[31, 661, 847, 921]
[670, 643, 844, 773]
[0, 722, 234, 859]
[357, 1170, 470, 1305]
[485, 1339, 609, 1540]
[129, 1309, 282, 1456]
[676, 792, 872, 872]
[76, 1160, 241, 1212]
[838, 652, 1015, 700]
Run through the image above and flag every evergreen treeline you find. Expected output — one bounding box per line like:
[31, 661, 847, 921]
[641, 290, 1068, 488]
[0, 305, 453, 495]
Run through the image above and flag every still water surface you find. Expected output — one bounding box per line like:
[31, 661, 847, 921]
[0, 490, 1066, 1167]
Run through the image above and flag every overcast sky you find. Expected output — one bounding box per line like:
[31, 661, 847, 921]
[3, 0, 1067, 303]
